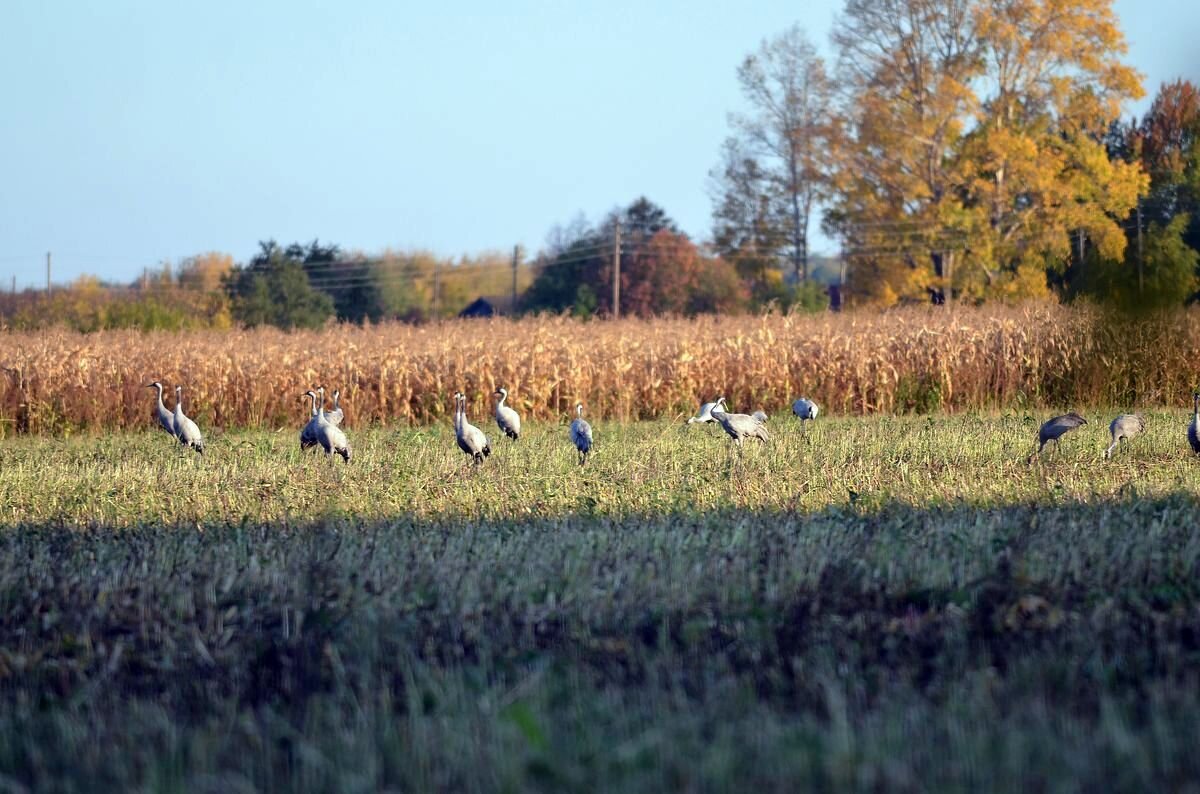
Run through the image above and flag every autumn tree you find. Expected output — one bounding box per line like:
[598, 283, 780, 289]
[1083, 80, 1200, 310]
[227, 241, 334, 330]
[827, 0, 1146, 305]
[711, 26, 832, 283]
[523, 198, 678, 317]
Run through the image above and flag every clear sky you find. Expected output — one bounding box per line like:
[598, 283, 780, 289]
[1, 0, 1195, 289]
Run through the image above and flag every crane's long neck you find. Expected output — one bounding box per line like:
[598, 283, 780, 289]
[1194, 394, 1199, 419]
[155, 384, 167, 412]
[497, 392, 506, 409]
[308, 392, 318, 417]
[174, 390, 183, 416]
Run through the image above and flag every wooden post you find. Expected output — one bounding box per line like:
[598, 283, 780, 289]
[45, 252, 51, 292]
[511, 244, 520, 314]
[612, 222, 621, 319]
[1136, 201, 1144, 296]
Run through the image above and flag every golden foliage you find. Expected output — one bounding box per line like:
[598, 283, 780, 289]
[1, 304, 1196, 434]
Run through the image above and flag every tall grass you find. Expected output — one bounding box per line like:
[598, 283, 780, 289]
[1, 303, 1195, 434]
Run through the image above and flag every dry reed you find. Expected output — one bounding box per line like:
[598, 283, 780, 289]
[1, 303, 1195, 434]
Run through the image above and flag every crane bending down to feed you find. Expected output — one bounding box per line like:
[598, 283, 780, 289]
[1105, 414, 1145, 459]
[688, 397, 721, 425]
[454, 392, 491, 464]
[300, 390, 321, 452]
[570, 403, 593, 465]
[315, 387, 351, 462]
[711, 397, 770, 447]
[1190, 392, 1200, 455]
[172, 385, 204, 455]
[494, 388, 521, 441]
[1029, 412, 1087, 462]
[146, 381, 175, 437]
[792, 397, 819, 422]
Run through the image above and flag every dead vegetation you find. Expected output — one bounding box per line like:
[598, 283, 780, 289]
[1, 303, 1195, 434]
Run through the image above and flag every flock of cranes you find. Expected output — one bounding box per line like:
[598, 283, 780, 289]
[144, 382, 1200, 466]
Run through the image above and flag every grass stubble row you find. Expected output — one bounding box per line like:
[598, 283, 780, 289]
[1, 303, 1196, 435]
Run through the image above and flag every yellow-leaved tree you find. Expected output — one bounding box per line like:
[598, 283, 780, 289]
[828, 0, 1146, 305]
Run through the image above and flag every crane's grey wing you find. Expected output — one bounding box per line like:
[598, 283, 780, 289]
[326, 407, 344, 427]
[570, 419, 593, 452]
[497, 406, 521, 438]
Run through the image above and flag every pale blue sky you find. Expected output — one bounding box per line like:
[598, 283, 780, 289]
[1, 0, 1195, 288]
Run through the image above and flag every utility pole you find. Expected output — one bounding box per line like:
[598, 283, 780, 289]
[142, 267, 149, 291]
[612, 222, 621, 320]
[45, 252, 51, 292]
[10, 275, 15, 295]
[1077, 229, 1085, 282]
[1136, 200, 1144, 296]
[432, 260, 440, 316]
[511, 244, 520, 314]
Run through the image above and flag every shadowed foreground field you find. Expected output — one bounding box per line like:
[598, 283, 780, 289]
[1, 413, 1199, 791]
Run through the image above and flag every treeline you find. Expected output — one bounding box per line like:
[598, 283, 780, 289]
[0, 198, 838, 333]
[0, 245, 536, 332]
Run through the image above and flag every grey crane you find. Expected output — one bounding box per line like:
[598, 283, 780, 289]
[1105, 413, 1146, 459]
[1029, 412, 1087, 461]
[326, 388, 344, 427]
[300, 390, 321, 452]
[711, 397, 770, 446]
[494, 387, 521, 441]
[315, 386, 351, 462]
[145, 381, 175, 437]
[752, 410, 769, 423]
[687, 397, 722, 425]
[1190, 392, 1200, 455]
[454, 392, 491, 464]
[172, 385, 204, 455]
[569, 402, 593, 465]
[792, 397, 819, 421]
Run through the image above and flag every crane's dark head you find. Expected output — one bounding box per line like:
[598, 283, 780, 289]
[332, 389, 340, 401]
[301, 390, 316, 400]
[145, 381, 162, 390]
[175, 385, 182, 395]
[575, 402, 584, 416]
[494, 387, 507, 399]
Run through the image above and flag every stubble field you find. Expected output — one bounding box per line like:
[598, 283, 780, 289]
[2, 410, 1200, 791]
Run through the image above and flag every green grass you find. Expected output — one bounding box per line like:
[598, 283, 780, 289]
[1, 412, 1199, 792]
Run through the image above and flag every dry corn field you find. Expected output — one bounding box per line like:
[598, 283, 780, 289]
[1, 303, 1196, 434]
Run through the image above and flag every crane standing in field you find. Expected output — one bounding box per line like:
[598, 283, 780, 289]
[315, 386, 351, 462]
[454, 392, 491, 464]
[1028, 412, 1087, 463]
[1190, 392, 1200, 455]
[711, 397, 770, 447]
[145, 381, 175, 437]
[1105, 413, 1146, 459]
[570, 402, 593, 465]
[494, 387, 521, 441]
[300, 390, 321, 452]
[326, 388, 344, 427]
[172, 385, 205, 455]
